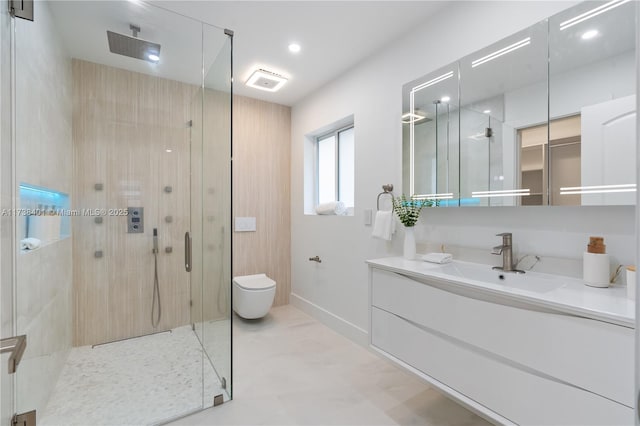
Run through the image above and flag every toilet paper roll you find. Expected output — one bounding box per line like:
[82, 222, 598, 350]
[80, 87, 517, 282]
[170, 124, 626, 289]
[28, 215, 61, 243]
[583, 252, 610, 288]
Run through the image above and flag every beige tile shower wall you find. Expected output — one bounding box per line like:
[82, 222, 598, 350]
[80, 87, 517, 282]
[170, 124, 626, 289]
[199, 88, 232, 324]
[12, 2, 73, 417]
[72, 60, 195, 346]
[232, 96, 291, 306]
[189, 87, 233, 326]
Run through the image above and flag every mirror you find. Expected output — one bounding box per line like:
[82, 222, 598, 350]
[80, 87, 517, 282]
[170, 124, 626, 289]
[402, 65, 460, 206]
[402, 0, 637, 207]
[459, 21, 548, 206]
[548, 0, 636, 206]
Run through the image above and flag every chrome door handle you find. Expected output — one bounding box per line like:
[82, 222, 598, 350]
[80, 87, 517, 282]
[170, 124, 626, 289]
[309, 256, 321, 263]
[185, 232, 192, 272]
[0, 335, 26, 374]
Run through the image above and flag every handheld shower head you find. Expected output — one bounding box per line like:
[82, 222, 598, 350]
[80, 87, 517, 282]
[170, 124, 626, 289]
[153, 228, 158, 253]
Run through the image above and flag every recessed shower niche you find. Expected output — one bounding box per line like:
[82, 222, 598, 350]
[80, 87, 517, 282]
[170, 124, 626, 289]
[18, 184, 71, 250]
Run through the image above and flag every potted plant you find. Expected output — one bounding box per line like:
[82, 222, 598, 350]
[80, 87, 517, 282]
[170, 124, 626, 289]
[393, 195, 436, 259]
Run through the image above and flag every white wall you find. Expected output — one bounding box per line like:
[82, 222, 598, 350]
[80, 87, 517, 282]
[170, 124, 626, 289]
[291, 1, 635, 344]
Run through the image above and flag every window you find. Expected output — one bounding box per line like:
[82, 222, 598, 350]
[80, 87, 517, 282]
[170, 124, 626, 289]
[317, 125, 354, 209]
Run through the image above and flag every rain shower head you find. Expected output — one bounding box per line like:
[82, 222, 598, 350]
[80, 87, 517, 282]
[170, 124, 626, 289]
[107, 25, 161, 63]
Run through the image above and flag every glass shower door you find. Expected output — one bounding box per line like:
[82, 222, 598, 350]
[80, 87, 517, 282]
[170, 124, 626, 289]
[4, 1, 233, 424]
[189, 24, 233, 407]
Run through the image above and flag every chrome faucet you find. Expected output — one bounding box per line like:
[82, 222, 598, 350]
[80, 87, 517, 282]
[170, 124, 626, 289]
[492, 233, 525, 274]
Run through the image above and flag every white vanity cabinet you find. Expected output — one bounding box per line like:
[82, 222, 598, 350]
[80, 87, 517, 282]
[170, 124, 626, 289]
[368, 263, 635, 425]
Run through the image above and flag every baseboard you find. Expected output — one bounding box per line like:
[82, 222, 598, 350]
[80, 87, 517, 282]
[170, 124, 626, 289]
[290, 293, 369, 347]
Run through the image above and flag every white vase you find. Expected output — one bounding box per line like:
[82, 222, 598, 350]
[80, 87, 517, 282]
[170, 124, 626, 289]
[403, 226, 416, 260]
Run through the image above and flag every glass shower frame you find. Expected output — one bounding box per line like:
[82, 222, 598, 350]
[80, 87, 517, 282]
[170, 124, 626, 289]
[0, 1, 233, 424]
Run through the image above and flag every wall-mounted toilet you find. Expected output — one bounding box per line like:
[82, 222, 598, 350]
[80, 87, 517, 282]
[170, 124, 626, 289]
[232, 274, 276, 319]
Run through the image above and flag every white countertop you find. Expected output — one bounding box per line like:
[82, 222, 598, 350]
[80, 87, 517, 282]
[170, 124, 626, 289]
[367, 257, 635, 328]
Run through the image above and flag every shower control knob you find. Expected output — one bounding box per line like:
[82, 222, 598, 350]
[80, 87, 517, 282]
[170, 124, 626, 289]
[165, 247, 173, 254]
[94, 250, 103, 258]
[164, 186, 172, 193]
[165, 215, 173, 223]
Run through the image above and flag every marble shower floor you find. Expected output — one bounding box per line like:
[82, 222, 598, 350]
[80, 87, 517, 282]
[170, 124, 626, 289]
[40, 324, 224, 426]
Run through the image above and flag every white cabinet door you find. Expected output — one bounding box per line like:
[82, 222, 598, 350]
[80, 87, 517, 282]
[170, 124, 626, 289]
[372, 307, 633, 426]
[371, 269, 634, 407]
[581, 95, 636, 205]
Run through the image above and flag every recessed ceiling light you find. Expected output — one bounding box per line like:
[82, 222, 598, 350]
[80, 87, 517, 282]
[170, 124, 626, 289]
[441, 96, 451, 102]
[288, 43, 301, 53]
[246, 69, 288, 92]
[483, 109, 491, 114]
[581, 29, 599, 40]
[148, 53, 160, 62]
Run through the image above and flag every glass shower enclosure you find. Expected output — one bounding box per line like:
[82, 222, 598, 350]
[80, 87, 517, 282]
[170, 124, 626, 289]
[0, 1, 232, 424]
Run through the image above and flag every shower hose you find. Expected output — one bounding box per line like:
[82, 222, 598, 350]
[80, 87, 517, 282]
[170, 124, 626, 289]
[152, 230, 162, 328]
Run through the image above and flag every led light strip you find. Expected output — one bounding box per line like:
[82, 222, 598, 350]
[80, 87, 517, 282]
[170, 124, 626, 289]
[472, 189, 530, 195]
[560, 0, 631, 31]
[409, 88, 415, 195]
[413, 193, 455, 200]
[559, 183, 636, 195]
[471, 38, 531, 68]
[411, 71, 454, 93]
[472, 189, 530, 198]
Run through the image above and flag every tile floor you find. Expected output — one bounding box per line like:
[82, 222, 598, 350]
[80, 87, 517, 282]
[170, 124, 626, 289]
[40, 325, 223, 426]
[171, 305, 491, 426]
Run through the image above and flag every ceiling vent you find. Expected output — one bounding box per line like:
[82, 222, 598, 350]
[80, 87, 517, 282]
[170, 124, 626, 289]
[246, 69, 288, 92]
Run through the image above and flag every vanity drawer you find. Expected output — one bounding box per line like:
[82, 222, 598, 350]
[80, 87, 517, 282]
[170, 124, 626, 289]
[371, 306, 633, 426]
[371, 268, 634, 407]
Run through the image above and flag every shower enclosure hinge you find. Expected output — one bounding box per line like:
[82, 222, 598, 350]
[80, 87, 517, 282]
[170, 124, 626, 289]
[191, 323, 195, 331]
[187, 120, 193, 128]
[224, 29, 234, 37]
[8, 0, 33, 21]
[485, 127, 493, 138]
[12, 410, 36, 426]
[213, 394, 224, 407]
[189, 300, 193, 307]
[221, 377, 227, 389]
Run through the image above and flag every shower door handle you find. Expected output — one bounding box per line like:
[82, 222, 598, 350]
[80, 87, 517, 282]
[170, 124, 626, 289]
[0, 334, 26, 374]
[185, 232, 192, 272]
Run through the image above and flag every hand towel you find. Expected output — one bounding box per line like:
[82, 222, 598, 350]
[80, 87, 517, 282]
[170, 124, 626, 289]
[422, 252, 453, 264]
[372, 211, 396, 241]
[316, 201, 347, 215]
[21, 237, 41, 250]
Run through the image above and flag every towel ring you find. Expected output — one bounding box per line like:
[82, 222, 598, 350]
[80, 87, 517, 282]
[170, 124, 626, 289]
[376, 184, 394, 211]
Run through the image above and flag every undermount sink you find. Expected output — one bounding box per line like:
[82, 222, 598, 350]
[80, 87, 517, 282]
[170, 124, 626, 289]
[434, 261, 566, 293]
